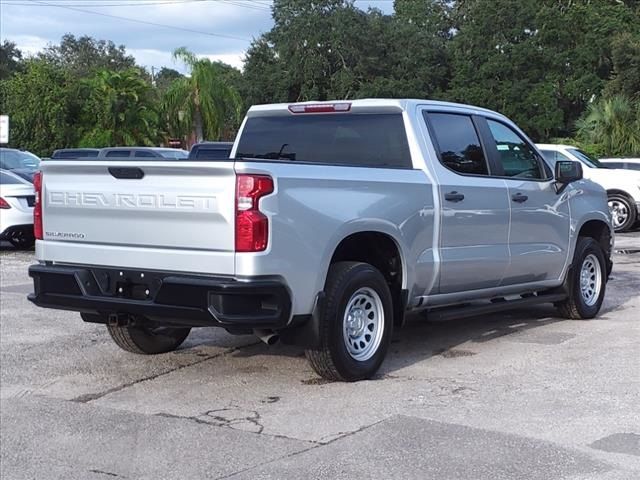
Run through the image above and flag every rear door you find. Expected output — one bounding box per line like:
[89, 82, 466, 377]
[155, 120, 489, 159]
[39, 161, 237, 275]
[423, 111, 510, 294]
[482, 118, 570, 284]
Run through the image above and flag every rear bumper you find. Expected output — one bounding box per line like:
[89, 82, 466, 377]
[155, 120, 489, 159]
[28, 264, 292, 329]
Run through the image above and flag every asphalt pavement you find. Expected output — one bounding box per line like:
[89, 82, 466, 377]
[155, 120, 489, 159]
[1, 232, 639, 479]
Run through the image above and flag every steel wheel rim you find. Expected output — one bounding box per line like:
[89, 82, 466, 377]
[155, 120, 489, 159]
[580, 254, 602, 307]
[608, 199, 629, 228]
[342, 287, 384, 361]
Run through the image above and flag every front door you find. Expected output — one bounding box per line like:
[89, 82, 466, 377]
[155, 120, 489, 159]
[423, 111, 511, 294]
[483, 118, 570, 284]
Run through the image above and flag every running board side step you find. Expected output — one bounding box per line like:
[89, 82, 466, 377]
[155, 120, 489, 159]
[425, 293, 567, 322]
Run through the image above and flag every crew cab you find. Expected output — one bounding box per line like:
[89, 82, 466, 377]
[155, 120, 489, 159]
[28, 100, 613, 381]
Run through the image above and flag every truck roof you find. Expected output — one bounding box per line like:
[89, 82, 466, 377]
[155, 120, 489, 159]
[247, 98, 505, 119]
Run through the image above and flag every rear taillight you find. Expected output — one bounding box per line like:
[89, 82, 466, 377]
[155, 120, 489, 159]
[0, 197, 10, 209]
[235, 174, 274, 252]
[33, 171, 43, 240]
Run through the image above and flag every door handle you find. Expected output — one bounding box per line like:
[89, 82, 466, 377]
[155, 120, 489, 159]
[444, 191, 465, 202]
[511, 193, 528, 203]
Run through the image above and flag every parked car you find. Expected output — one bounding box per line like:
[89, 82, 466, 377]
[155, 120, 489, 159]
[51, 148, 100, 159]
[599, 158, 640, 171]
[28, 99, 613, 381]
[0, 170, 35, 249]
[188, 142, 233, 160]
[98, 147, 189, 159]
[538, 144, 640, 232]
[0, 148, 41, 182]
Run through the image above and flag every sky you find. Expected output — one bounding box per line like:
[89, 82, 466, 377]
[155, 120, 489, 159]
[0, 0, 394, 72]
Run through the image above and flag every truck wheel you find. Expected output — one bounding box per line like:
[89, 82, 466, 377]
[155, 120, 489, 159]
[608, 193, 636, 232]
[107, 324, 191, 354]
[305, 262, 393, 382]
[556, 237, 607, 319]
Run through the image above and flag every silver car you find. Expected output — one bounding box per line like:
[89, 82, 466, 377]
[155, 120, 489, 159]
[0, 170, 35, 249]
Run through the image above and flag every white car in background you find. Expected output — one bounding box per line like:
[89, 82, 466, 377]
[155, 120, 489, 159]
[599, 158, 640, 171]
[0, 170, 35, 249]
[538, 144, 640, 232]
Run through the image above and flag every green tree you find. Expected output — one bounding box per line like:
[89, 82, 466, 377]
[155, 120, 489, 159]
[604, 33, 640, 99]
[39, 34, 136, 79]
[0, 59, 78, 156]
[154, 67, 183, 94]
[80, 68, 159, 146]
[0, 40, 24, 80]
[163, 47, 242, 142]
[576, 95, 640, 156]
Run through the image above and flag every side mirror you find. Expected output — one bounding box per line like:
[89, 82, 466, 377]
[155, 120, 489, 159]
[555, 160, 583, 184]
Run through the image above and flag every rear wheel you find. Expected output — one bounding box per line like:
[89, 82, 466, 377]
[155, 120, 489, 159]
[608, 193, 636, 232]
[556, 237, 607, 319]
[305, 261, 393, 381]
[107, 323, 191, 354]
[8, 231, 35, 249]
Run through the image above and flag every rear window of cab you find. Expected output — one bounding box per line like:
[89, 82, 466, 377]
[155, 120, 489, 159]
[236, 113, 412, 168]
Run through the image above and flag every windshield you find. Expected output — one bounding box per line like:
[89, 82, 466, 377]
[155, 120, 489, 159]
[159, 149, 189, 159]
[0, 150, 41, 170]
[568, 148, 606, 168]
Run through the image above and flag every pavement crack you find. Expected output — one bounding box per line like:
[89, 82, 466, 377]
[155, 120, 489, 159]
[89, 469, 123, 478]
[71, 342, 260, 403]
[215, 419, 389, 479]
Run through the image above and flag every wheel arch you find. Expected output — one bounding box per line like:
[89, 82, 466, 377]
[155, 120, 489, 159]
[323, 227, 408, 327]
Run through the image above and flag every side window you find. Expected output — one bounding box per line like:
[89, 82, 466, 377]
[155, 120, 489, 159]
[105, 150, 130, 158]
[487, 120, 544, 179]
[134, 150, 156, 158]
[541, 150, 571, 163]
[426, 112, 488, 175]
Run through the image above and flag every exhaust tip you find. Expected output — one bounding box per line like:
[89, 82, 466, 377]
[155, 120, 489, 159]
[254, 329, 279, 346]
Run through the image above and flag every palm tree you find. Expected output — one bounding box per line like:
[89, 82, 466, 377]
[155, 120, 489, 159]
[81, 68, 158, 146]
[576, 95, 640, 156]
[163, 47, 242, 143]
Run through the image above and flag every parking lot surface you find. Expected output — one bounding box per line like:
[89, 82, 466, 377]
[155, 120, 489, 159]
[1, 233, 639, 479]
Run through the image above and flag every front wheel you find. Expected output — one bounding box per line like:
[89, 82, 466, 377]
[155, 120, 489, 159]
[608, 193, 636, 232]
[107, 323, 191, 354]
[305, 262, 393, 381]
[556, 237, 607, 319]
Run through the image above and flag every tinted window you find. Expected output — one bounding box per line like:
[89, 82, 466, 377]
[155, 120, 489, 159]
[236, 114, 411, 168]
[194, 148, 231, 160]
[105, 150, 131, 158]
[0, 150, 41, 169]
[602, 161, 624, 169]
[487, 120, 544, 179]
[0, 171, 24, 184]
[134, 150, 156, 158]
[625, 163, 640, 171]
[426, 113, 488, 175]
[54, 150, 99, 159]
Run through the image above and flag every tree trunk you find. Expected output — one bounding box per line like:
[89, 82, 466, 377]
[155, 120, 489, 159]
[194, 109, 204, 143]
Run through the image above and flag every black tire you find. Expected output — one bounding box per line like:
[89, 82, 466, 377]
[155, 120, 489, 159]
[305, 261, 393, 382]
[556, 237, 607, 319]
[608, 193, 637, 233]
[8, 233, 35, 250]
[107, 323, 191, 354]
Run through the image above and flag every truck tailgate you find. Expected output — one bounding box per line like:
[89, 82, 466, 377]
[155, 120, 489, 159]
[38, 161, 236, 275]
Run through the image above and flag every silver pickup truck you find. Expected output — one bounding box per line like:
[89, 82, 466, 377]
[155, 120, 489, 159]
[28, 99, 613, 381]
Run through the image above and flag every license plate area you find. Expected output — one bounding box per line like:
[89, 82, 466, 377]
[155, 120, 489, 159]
[90, 268, 163, 300]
